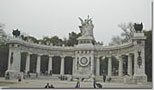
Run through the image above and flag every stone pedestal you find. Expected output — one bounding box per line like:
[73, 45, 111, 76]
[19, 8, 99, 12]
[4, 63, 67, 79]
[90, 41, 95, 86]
[124, 76, 136, 84]
[5, 46, 21, 79]
[5, 70, 19, 79]
[132, 32, 147, 83]
[133, 75, 147, 84]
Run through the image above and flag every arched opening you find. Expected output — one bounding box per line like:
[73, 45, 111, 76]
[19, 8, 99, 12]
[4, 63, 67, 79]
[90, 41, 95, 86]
[52, 56, 61, 74]
[20, 52, 27, 72]
[112, 56, 119, 76]
[40, 55, 49, 75]
[100, 57, 108, 75]
[64, 56, 73, 75]
[30, 54, 37, 73]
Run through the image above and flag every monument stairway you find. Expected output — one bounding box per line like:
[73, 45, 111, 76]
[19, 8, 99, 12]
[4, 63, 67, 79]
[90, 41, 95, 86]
[25, 75, 61, 80]
[96, 76, 124, 83]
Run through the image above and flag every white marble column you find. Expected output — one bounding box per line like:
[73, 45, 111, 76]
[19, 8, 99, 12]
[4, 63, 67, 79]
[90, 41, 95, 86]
[60, 56, 65, 75]
[36, 54, 41, 74]
[108, 56, 112, 76]
[91, 56, 94, 76]
[127, 54, 132, 76]
[72, 57, 75, 75]
[118, 56, 123, 76]
[7, 49, 12, 70]
[96, 57, 100, 76]
[25, 53, 31, 73]
[48, 55, 53, 74]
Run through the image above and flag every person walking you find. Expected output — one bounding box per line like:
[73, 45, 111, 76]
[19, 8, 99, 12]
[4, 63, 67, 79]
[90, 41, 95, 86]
[103, 75, 106, 82]
[93, 78, 96, 88]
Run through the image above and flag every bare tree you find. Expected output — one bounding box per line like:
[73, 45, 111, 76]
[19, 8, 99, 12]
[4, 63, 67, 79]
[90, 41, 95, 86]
[109, 35, 122, 46]
[118, 22, 135, 41]
[109, 22, 135, 46]
[0, 23, 7, 45]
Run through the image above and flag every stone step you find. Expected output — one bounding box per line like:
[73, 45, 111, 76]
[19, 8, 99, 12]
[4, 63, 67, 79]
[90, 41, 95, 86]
[96, 76, 124, 83]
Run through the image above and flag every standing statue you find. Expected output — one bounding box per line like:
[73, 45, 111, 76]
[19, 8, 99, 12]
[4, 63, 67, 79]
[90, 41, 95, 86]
[78, 16, 94, 37]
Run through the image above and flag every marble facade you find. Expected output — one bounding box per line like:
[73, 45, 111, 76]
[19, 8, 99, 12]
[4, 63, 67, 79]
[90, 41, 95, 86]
[5, 17, 147, 84]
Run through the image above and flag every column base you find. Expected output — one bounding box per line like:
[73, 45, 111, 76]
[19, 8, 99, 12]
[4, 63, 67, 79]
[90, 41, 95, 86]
[124, 76, 136, 84]
[5, 70, 23, 79]
[133, 74, 147, 84]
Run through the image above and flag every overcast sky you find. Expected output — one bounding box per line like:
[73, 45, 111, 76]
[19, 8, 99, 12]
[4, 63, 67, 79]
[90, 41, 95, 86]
[0, 0, 153, 45]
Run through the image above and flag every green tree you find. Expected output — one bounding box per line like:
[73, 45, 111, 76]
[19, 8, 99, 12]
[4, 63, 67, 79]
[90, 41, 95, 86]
[27, 36, 39, 43]
[50, 36, 63, 46]
[65, 32, 81, 46]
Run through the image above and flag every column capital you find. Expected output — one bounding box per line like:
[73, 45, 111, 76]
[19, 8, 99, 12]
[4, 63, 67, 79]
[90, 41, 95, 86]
[125, 53, 133, 56]
[116, 55, 123, 58]
[38, 54, 43, 56]
[61, 56, 65, 59]
[48, 55, 54, 57]
[27, 52, 32, 55]
[106, 55, 112, 59]
[72, 56, 75, 59]
[95, 56, 100, 59]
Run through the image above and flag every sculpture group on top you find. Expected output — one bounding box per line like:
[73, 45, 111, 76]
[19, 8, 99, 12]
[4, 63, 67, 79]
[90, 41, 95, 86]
[78, 16, 94, 38]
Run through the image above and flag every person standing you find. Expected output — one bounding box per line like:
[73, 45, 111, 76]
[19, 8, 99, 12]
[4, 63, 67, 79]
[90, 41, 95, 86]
[103, 75, 106, 82]
[27, 71, 30, 78]
[75, 78, 80, 88]
[17, 74, 22, 82]
[49, 70, 52, 76]
[93, 78, 96, 88]
[44, 83, 50, 88]
[36, 72, 38, 78]
[50, 84, 54, 88]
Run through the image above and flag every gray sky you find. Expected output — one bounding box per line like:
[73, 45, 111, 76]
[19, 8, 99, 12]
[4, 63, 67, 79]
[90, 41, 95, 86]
[0, 0, 153, 45]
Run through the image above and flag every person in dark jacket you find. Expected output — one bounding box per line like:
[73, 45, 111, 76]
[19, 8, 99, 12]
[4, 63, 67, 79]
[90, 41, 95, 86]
[17, 74, 22, 82]
[103, 75, 106, 82]
[44, 83, 50, 88]
[50, 84, 54, 88]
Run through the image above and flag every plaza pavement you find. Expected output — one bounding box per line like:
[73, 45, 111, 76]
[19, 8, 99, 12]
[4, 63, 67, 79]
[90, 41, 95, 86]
[0, 77, 152, 89]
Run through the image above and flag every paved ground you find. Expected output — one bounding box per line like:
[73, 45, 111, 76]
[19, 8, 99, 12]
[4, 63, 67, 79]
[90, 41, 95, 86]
[0, 78, 152, 89]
